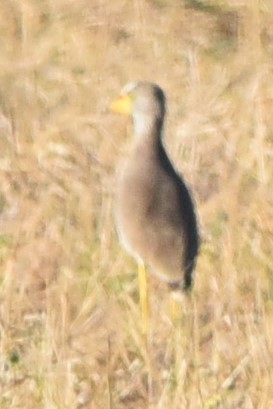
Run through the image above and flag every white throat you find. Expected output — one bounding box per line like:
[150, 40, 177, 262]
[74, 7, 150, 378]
[133, 112, 161, 138]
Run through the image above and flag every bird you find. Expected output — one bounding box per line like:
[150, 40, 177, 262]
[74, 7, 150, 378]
[110, 82, 199, 330]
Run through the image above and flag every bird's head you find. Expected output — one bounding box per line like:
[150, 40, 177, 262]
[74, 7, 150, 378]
[110, 82, 166, 134]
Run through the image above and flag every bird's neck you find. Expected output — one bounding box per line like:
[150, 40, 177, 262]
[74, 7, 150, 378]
[132, 113, 165, 157]
[133, 112, 164, 142]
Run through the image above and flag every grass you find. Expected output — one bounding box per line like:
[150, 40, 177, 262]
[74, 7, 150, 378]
[1, 0, 273, 407]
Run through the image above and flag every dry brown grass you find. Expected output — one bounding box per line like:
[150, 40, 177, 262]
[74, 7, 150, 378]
[1, 0, 273, 407]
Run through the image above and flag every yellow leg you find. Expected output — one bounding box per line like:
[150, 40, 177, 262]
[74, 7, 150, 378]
[169, 291, 184, 323]
[138, 261, 149, 335]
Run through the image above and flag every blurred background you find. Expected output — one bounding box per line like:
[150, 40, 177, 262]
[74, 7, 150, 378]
[1, 0, 273, 408]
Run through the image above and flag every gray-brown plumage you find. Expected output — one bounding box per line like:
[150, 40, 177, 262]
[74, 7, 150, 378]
[111, 82, 199, 291]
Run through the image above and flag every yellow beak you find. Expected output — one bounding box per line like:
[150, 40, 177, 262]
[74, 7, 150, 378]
[110, 94, 133, 115]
